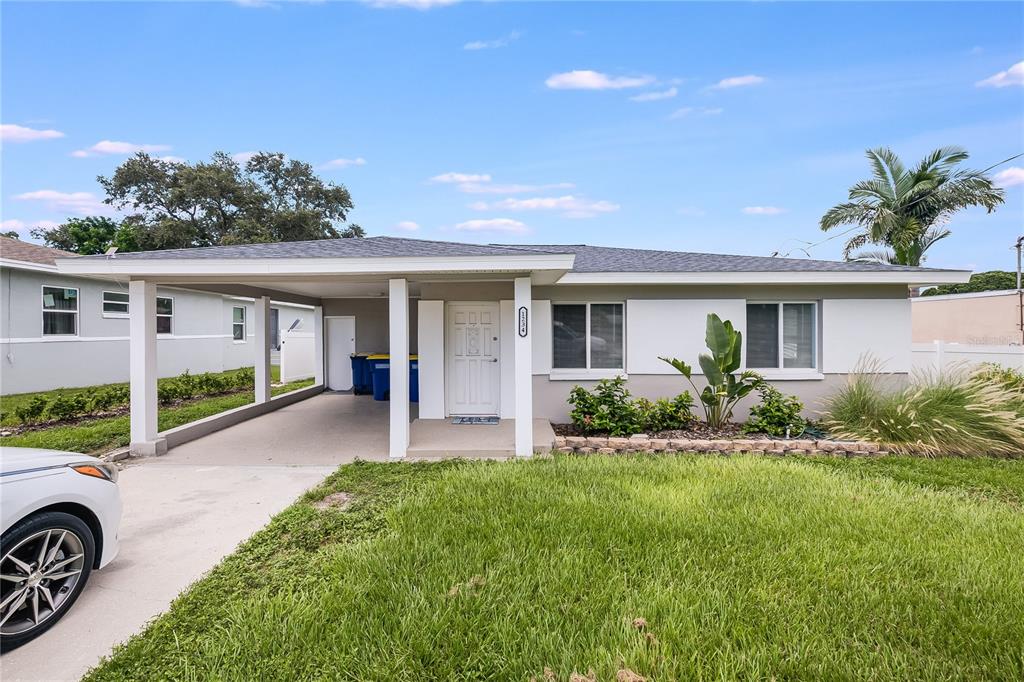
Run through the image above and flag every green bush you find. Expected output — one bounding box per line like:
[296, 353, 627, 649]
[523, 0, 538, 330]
[233, 367, 255, 389]
[14, 396, 49, 425]
[824, 366, 1024, 456]
[568, 377, 644, 436]
[47, 393, 89, 421]
[90, 386, 130, 412]
[636, 394, 695, 432]
[743, 383, 806, 437]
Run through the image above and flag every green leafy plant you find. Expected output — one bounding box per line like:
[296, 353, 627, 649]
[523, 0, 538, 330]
[636, 394, 695, 433]
[47, 393, 89, 421]
[90, 386, 130, 412]
[743, 384, 806, 437]
[568, 377, 644, 436]
[660, 314, 763, 429]
[824, 364, 1024, 456]
[14, 396, 49, 425]
[233, 367, 256, 389]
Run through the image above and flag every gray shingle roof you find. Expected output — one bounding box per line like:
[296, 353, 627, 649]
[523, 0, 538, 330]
[70, 236, 959, 273]
[0, 236, 76, 267]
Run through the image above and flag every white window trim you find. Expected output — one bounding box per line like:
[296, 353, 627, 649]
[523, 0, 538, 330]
[101, 290, 130, 318]
[156, 295, 174, 336]
[551, 301, 626, 377]
[232, 305, 247, 344]
[41, 285, 79, 337]
[746, 300, 820, 378]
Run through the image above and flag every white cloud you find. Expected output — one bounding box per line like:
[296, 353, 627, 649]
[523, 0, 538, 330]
[457, 181, 574, 195]
[430, 172, 492, 184]
[994, 166, 1024, 188]
[711, 74, 765, 90]
[464, 31, 520, 50]
[473, 195, 620, 219]
[976, 61, 1024, 88]
[156, 155, 187, 163]
[319, 157, 367, 170]
[14, 190, 111, 216]
[669, 106, 723, 119]
[367, 0, 460, 9]
[1, 124, 65, 142]
[545, 70, 655, 90]
[629, 87, 677, 102]
[1, 219, 26, 231]
[232, 151, 258, 164]
[72, 140, 172, 158]
[454, 218, 528, 234]
[742, 206, 787, 215]
[395, 221, 420, 231]
[1, 219, 61, 238]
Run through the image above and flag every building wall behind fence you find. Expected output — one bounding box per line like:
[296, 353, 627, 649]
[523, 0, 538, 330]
[911, 291, 1022, 345]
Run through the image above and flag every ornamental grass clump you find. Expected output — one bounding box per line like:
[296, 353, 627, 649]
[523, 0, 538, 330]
[824, 363, 1024, 457]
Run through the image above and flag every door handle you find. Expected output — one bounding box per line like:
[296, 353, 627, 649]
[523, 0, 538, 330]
[490, 358, 498, 362]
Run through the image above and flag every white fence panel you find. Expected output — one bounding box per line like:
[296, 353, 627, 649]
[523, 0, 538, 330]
[280, 330, 315, 383]
[911, 341, 1024, 373]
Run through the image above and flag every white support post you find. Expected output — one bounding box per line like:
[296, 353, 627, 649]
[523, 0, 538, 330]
[313, 305, 325, 387]
[514, 276, 533, 457]
[129, 280, 165, 456]
[254, 296, 272, 403]
[389, 279, 410, 459]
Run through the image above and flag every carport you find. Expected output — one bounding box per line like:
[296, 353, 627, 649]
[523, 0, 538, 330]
[56, 237, 573, 460]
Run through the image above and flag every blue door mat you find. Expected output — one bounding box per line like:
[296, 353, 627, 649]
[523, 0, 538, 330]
[451, 416, 499, 425]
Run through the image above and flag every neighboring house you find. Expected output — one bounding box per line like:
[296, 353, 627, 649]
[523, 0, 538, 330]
[0, 237, 314, 394]
[55, 236, 969, 458]
[912, 289, 1023, 345]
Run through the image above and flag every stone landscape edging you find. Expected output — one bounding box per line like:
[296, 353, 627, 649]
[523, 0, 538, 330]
[553, 435, 886, 456]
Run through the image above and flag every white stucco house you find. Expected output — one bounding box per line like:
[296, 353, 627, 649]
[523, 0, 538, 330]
[52, 236, 969, 458]
[0, 237, 315, 394]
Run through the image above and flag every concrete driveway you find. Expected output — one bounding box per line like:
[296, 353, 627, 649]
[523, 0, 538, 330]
[1, 455, 333, 681]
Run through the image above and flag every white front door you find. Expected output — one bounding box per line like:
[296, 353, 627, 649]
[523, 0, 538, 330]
[327, 316, 355, 391]
[447, 303, 500, 415]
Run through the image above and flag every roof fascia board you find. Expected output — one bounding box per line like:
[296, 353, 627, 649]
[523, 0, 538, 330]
[0, 258, 58, 274]
[55, 253, 576, 277]
[556, 271, 972, 286]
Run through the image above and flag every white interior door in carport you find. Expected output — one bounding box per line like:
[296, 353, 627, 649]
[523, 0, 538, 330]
[327, 316, 356, 391]
[448, 303, 500, 415]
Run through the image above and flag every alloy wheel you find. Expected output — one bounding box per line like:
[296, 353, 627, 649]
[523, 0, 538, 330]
[0, 529, 86, 635]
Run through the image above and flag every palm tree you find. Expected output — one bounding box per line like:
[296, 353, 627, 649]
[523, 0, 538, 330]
[820, 146, 1004, 266]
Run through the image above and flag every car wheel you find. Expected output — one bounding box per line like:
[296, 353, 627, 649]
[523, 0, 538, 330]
[0, 511, 95, 652]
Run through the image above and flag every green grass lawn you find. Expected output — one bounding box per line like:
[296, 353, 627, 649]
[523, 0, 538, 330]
[0, 373, 313, 454]
[86, 455, 1024, 681]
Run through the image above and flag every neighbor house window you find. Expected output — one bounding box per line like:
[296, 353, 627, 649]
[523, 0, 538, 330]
[746, 302, 816, 369]
[232, 306, 246, 341]
[156, 296, 173, 335]
[552, 303, 624, 370]
[270, 307, 280, 349]
[102, 291, 129, 317]
[42, 286, 78, 336]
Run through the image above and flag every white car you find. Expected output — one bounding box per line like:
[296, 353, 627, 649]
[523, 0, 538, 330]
[0, 447, 122, 652]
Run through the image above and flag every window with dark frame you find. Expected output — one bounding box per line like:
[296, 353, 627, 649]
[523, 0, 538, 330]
[745, 302, 816, 369]
[102, 291, 129, 316]
[42, 286, 78, 336]
[156, 297, 173, 335]
[552, 302, 624, 370]
[232, 306, 246, 341]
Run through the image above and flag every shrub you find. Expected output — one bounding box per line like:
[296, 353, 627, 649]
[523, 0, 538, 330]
[158, 380, 185, 406]
[14, 396, 49, 425]
[47, 393, 89, 421]
[743, 384, 806, 437]
[823, 366, 1024, 456]
[660, 314, 762, 428]
[637, 394, 695, 432]
[568, 377, 644, 436]
[90, 386, 130, 412]
[233, 367, 255, 389]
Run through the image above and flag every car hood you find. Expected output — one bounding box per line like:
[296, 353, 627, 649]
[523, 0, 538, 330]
[0, 447, 99, 475]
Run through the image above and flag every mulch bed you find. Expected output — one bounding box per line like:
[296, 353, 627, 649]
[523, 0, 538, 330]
[552, 422, 770, 441]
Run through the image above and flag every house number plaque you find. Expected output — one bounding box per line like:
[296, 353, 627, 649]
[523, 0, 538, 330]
[517, 306, 528, 337]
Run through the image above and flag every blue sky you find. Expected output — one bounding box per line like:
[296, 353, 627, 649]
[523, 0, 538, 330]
[2, 1, 1022, 271]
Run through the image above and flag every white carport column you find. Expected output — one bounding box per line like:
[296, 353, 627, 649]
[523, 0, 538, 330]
[514, 276, 534, 457]
[313, 305, 325, 386]
[389, 278, 410, 459]
[129, 280, 165, 456]
[254, 296, 272, 404]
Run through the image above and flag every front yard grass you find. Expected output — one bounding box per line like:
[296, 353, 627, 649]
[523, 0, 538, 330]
[0, 374, 313, 454]
[87, 455, 1024, 681]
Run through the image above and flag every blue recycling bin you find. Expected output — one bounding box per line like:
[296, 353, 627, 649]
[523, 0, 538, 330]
[410, 359, 419, 403]
[371, 361, 390, 401]
[350, 354, 370, 394]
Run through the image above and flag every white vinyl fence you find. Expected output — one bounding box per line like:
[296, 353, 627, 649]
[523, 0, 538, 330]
[911, 341, 1024, 373]
[279, 330, 316, 383]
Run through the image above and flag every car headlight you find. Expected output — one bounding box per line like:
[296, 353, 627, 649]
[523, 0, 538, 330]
[69, 461, 119, 483]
